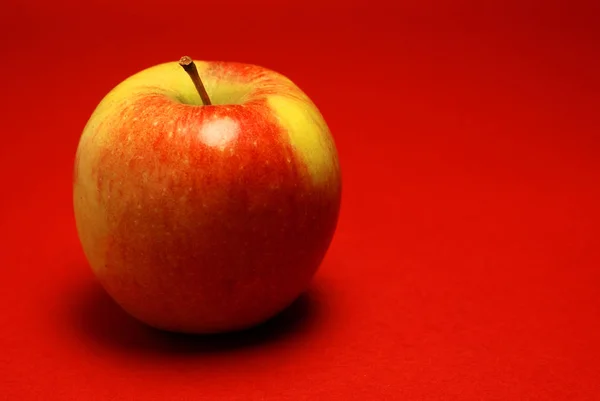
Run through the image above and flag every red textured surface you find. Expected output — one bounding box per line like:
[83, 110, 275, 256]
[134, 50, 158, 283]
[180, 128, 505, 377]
[1, 0, 599, 399]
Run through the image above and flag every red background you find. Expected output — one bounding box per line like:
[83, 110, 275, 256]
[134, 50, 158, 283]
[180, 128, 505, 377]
[1, 0, 599, 399]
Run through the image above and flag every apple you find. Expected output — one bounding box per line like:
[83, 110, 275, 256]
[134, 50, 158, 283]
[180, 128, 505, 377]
[72, 56, 342, 334]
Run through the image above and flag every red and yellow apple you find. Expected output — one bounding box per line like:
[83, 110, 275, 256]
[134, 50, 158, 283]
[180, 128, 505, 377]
[72, 57, 342, 334]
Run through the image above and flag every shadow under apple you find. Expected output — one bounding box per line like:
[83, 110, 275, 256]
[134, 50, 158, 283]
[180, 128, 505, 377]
[68, 271, 324, 356]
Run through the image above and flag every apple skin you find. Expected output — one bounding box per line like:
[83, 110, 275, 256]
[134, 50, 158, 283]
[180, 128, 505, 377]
[73, 59, 341, 334]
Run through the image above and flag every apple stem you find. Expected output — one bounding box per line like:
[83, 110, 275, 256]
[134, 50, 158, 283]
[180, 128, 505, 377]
[179, 56, 212, 106]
